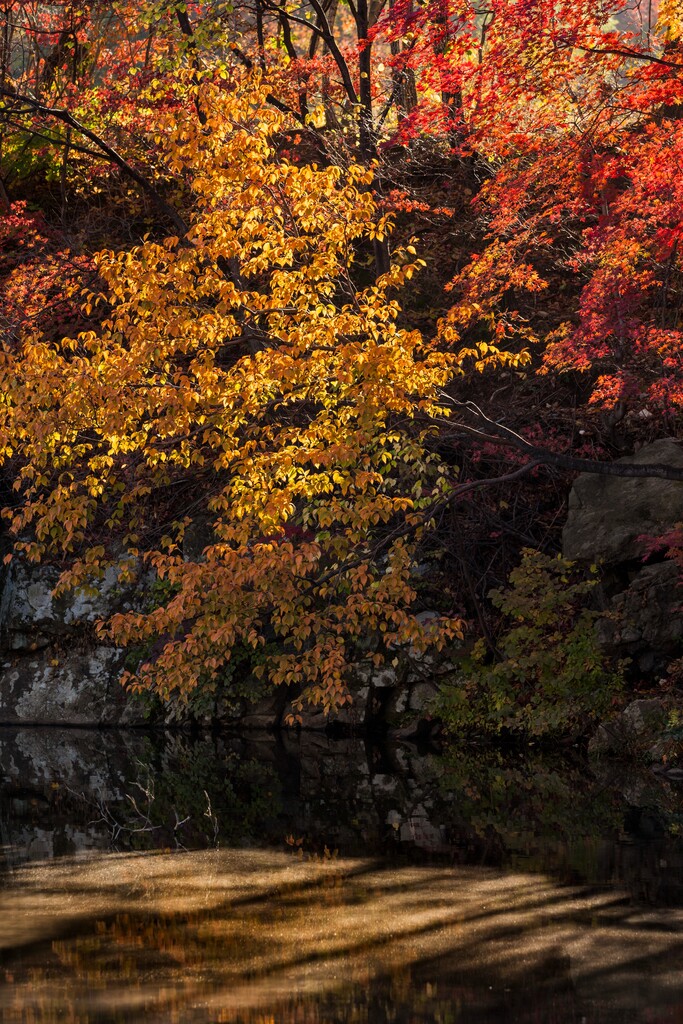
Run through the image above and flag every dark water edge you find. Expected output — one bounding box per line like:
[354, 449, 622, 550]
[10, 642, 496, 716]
[2, 726, 683, 892]
[1, 727, 683, 1023]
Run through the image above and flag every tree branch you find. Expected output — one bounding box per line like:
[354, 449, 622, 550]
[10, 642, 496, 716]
[574, 43, 683, 69]
[0, 115, 109, 160]
[278, 0, 359, 105]
[226, 42, 308, 122]
[442, 399, 683, 481]
[171, 1, 208, 126]
[310, 459, 542, 590]
[0, 86, 189, 236]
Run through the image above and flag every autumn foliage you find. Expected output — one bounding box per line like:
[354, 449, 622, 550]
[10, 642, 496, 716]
[1, 0, 683, 714]
[0, 73, 468, 710]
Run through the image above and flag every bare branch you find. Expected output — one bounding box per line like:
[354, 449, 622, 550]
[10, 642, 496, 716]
[441, 398, 683, 481]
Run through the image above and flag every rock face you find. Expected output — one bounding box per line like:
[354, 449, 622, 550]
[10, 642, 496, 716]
[588, 698, 669, 759]
[0, 561, 129, 652]
[0, 559, 143, 726]
[561, 438, 683, 680]
[0, 646, 131, 725]
[279, 667, 443, 735]
[563, 438, 683, 563]
[0, 549, 448, 731]
[596, 561, 683, 674]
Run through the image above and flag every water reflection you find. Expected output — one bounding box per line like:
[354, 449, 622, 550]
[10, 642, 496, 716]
[2, 728, 683, 896]
[1, 728, 683, 1022]
[1, 849, 683, 1022]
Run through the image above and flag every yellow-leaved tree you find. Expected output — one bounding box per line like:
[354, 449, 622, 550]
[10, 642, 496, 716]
[0, 71, 465, 713]
[657, 0, 683, 43]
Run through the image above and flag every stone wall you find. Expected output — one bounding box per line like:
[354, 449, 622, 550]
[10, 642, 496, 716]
[0, 560, 142, 725]
[0, 555, 450, 731]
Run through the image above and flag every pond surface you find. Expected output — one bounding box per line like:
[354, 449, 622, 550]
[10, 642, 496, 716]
[1, 727, 683, 1022]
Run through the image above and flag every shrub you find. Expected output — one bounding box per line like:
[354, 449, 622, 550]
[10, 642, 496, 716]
[437, 549, 623, 737]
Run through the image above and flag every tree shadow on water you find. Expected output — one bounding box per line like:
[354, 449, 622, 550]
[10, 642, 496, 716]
[0, 848, 682, 1024]
[2, 728, 683, 1022]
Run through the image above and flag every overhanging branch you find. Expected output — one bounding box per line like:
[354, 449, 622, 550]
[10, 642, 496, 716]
[440, 398, 683, 481]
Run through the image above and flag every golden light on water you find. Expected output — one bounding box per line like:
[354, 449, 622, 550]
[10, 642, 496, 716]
[1, 848, 683, 1022]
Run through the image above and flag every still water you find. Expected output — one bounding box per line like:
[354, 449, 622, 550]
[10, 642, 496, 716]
[1, 727, 683, 1023]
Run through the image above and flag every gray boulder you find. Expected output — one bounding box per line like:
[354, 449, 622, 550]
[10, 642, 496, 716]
[596, 561, 683, 673]
[408, 680, 440, 713]
[563, 438, 683, 563]
[0, 557, 146, 725]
